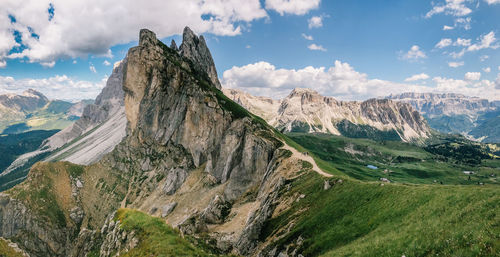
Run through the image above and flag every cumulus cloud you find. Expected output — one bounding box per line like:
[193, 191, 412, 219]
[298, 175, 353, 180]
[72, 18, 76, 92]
[454, 38, 471, 46]
[435, 38, 452, 48]
[265, 0, 320, 15]
[308, 43, 326, 51]
[467, 31, 499, 51]
[464, 72, 481, 81]
[301, 33, 313, 40]
[448, 61, 464, 68]
[443, 25, 454, 30]
[485, 0, 500, 4]
[0, 75, 106, 101]
[479, 55, 489, 61]
[1, 0, 269, 67]
[405, 73, 430, 82]
[103, 60, 111, 66]
[483, 67, 491, 73]
[400, 45, 427, 61]
[425, 0, 473, 18]
[222, 60, 499, 100]
[308, 15, 323, 29]
[454, 17, 471, 30]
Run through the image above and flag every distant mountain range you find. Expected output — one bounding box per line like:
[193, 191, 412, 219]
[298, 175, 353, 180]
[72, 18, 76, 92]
[0, 89, 93, 134]
[387, 92, 500, 143]
[224, 88, 432, 142]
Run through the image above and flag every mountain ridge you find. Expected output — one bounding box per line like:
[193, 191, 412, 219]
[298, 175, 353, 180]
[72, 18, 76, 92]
[224, 87, 432, 142]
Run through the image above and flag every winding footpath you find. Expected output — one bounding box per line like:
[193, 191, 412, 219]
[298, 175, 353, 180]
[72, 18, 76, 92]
[282, 143, 333, 178]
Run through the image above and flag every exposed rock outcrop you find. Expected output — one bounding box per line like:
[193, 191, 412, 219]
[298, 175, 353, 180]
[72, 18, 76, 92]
[387, 92, 499, 141]
[0, 27, 311, 257]
[224, 88, 431, 142]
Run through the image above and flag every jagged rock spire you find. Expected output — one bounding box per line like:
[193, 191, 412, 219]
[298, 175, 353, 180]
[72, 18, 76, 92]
[179, 26, 221, 89]
[170, 39, 178, 51]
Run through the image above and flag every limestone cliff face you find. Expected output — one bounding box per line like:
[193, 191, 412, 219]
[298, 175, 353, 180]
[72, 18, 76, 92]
[0, 28, 306, 257]
[44, 59, 127, 150]
[387, 92, 496, 117]
[224, 88, 431, 142]
[122, 28, 280, 200]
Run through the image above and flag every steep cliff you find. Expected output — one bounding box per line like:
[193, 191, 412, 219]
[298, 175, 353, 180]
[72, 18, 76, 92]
[224, 88, 431, 142]
[0, 28, 307, 257]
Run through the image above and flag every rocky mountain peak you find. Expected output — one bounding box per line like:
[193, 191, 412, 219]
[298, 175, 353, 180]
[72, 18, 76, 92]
[179, 26, 221, 89]
[0, 89, 49, 112]
[21, 89, 48, 100]
[225, 87, 431, 142]
[170, 39, 178, 51]
[139, 28, 158, 47]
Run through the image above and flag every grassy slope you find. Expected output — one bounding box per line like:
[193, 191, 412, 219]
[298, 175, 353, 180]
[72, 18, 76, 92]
[263, 172, 499, 257]
[0, 238, 25, 257]
[287, 132, 500, 185]
[7, 162, 83, 228]
[114, 209, 230, 257]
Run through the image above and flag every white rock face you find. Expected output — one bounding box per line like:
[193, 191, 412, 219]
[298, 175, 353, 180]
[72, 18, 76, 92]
[386, 92, 496, 117]
[224, 88, 431, 142]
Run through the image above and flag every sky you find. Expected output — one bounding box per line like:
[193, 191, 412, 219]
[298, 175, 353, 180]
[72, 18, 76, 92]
[0, 0, 499, 101]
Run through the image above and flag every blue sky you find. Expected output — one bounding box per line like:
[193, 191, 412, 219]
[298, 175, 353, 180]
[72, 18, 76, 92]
[0, 0, 499, 100]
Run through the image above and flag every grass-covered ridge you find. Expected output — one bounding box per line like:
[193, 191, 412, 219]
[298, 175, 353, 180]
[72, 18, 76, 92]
[0, 238, 26, 257]
[263, 172, 499, 256]
[114, 209, 230, 257]
[7, 161, 84, 228]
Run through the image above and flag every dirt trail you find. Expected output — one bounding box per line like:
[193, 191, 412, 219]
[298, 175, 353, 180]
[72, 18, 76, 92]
[282, 143, 333, 178]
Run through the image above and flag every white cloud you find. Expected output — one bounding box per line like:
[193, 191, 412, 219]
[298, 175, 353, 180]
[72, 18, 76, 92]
[72, 60, 77, 64]
[40, 61, 55, 68]
[265, 0, 320, 15]
[405, 73, 430, 82]
[479, 55, 489, 61]
[496, 73, 500, 89]
[467, 31, 499, 51]
[464, 72, 481, 81]
[0, 75, 106, 101]
[435, 38, 452, 48]
[443, 25, 454, 30]
[400, 45, 427, 61]
[1, 0, 269, 67]
[308, 43, 326, 51]
[301, 33, 313, 40]
[485, 0, 500, 4]
[222, 61, 500, 100]
[0, 60, 6, 68]
[103, 60, 111, 66]
[89, 63, 96, 73]
[454, 38, 471, 46]
[308, 15, 323, 29]
[245, 45, 251, 49]
[483, 67, 491, 73]
[448, 61, 464, 68]
[450, 48, 465, 59]
[454, 17, 471, 30]
[425, 0, 473, 18]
